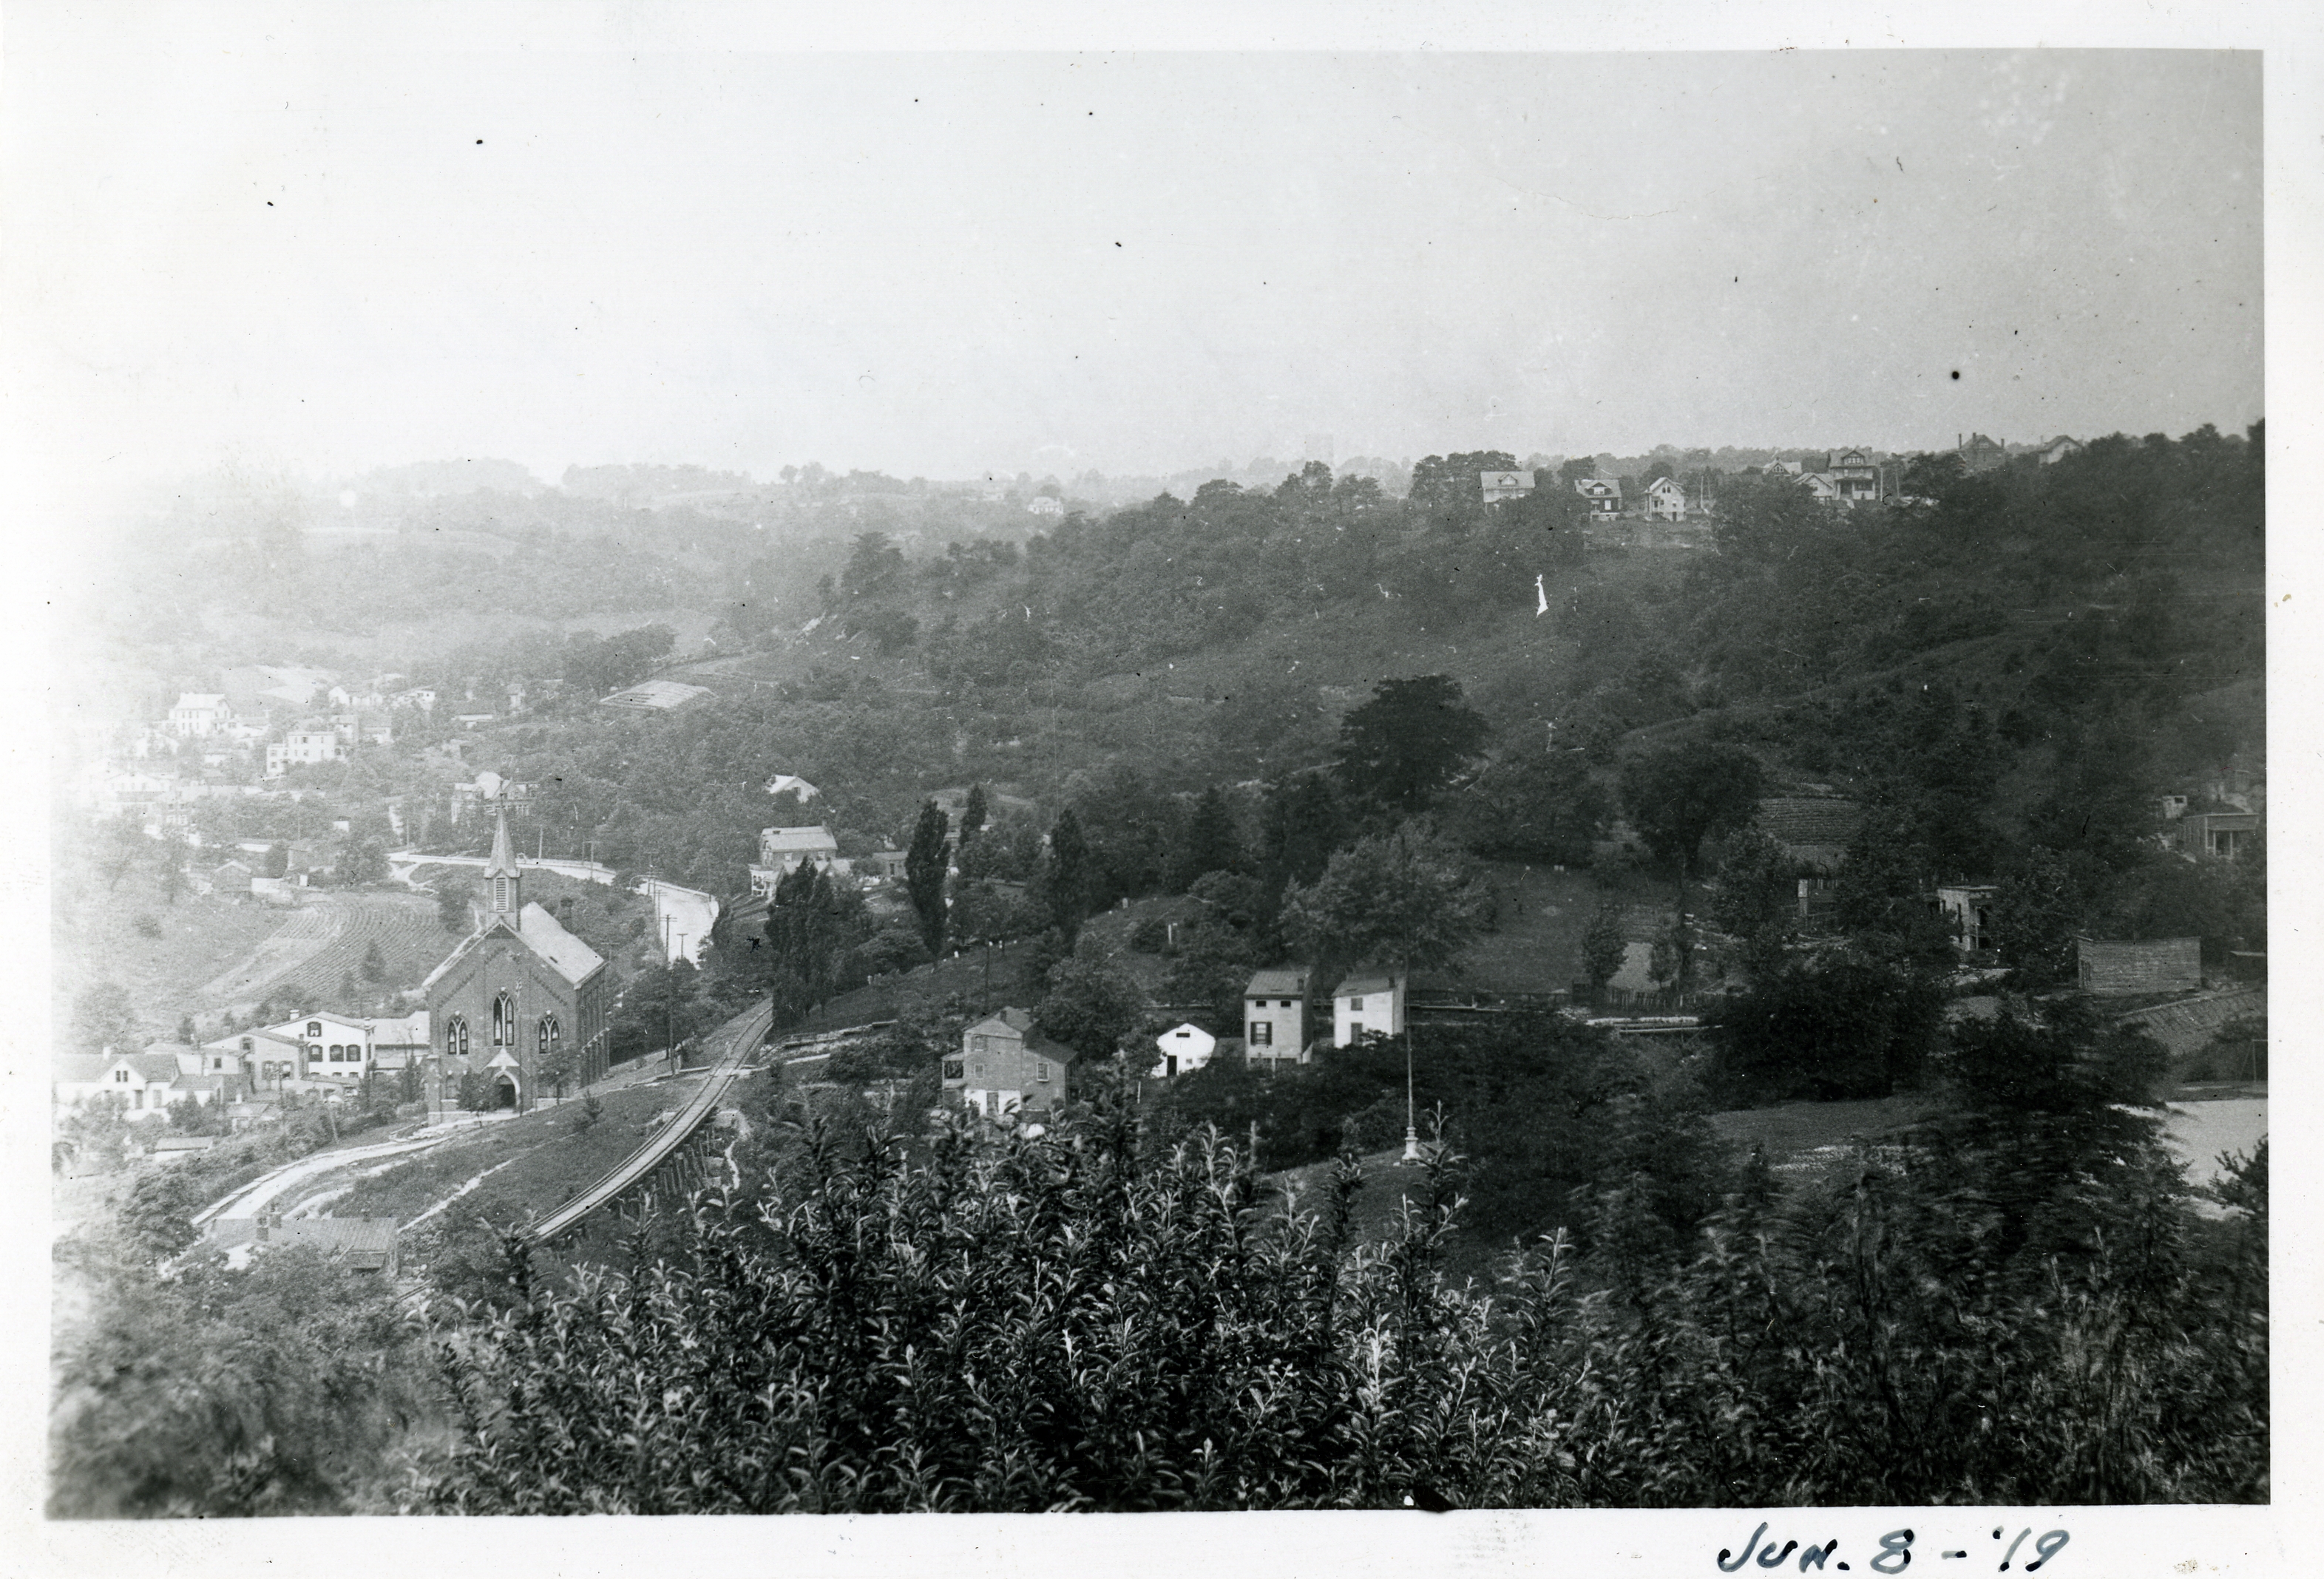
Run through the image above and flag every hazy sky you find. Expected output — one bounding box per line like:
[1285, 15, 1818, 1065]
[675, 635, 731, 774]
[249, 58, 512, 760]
[6, 31, 2263, 497]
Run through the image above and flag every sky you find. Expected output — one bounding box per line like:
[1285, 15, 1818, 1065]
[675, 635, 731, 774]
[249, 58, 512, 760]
[1, 24, 2269, 505]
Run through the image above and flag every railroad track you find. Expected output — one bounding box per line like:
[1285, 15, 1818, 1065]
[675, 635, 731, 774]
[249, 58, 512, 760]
[524, 996, 776, 1246]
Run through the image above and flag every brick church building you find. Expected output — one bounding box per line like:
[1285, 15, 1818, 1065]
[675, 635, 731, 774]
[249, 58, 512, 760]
[421, 804, 613, 1110]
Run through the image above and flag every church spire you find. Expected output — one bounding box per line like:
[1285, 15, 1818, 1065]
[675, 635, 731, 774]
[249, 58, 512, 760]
[485, 803, 521, 924]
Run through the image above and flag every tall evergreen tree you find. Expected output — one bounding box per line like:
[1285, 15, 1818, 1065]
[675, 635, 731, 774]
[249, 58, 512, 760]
[905, 801, 951, 960]
[1168, 786, 1242, 891]
[1042, 809, 1091, 949]
[959, 784, 989, 846]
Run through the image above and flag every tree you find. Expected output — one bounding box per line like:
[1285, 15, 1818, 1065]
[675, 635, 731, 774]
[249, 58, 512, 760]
[1709, 949, 1944, 1102]
[959, 784, 989, 846]
[1034, 951, 1149, 1059]
[1039, 809, 1091, 948]
[904, 801, 951, 960]
[175, 1013, 198, 1045]
[72, 981, 142, 1054]
[1335, 676, 1492, 815]
[335, 834, 387, 888]
[155, 830, 192, 906]
[1987, 846, 2083, 987]
[1457, 743, 1610, 863]
[436, 877, 475, 934]
[360, 940, 388, 985]
[1617, 744, 1766, 882]
[1281, 821, 1492, 988]
[1581, 902, 1629, 996]
[1168, 786, 1243, 891]
[98, 814, 146, 892]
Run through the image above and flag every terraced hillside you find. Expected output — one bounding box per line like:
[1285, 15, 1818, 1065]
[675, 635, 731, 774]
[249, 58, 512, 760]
[200, 890, 451, 1013]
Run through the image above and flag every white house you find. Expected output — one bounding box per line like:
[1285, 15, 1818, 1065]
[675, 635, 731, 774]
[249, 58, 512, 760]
[1479, 470, 1534, 504]
[266, 730, 345, 777]
[245, 1013, 379, 1084]
[1150, 1022, 1218, 1079]
[200, 1025, 300, 1079]
[53, 1050, 186, 1119]
[169, 693, 230, 737]
[1332, 972, 1407, 1047]
[765, 774, 822, 802]
[1639, 476, 1689, 520]
[1243, 968, 1310, 1067]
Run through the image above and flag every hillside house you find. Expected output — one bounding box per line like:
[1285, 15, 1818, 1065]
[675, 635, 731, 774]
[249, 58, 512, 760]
[1479, 470, 1535, 504]
[209, 858, 254, 898]
[752, 825, 841, 894]
[1244, 968, 1311, 1067]
[2035, 435, 2085, 465]
[765, 773, 821, 802]
[266, 730, 345, 777]
[2076, 937, 2203, 997]
[1796, 471, 1843, 504]
[53, 1050, 186, 1118]
[1332, 974, 1409, 1047]
[169, 693, 229, 736]
[200, 1026, 300, 1081]
[945, 1008, 1077, 1117]
[1935, 884, 1998, 955]
[1639, 475, 1689, 520]
[1573, 477, 1624, 517]
[1150, 1022, 1218, 1079]
[2169, 809, 2260, 860]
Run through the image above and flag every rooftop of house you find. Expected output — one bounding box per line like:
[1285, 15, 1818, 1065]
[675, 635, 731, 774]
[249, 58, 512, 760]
[55, 1051, 183, 1084]
[1334, 974, 1403, 999]
[174, 693, 227, 709]
[208, 1215, 399, 1269]
[598, 679, 713, 712]
[1245, 967, 1310, 997]
[962, 1008, 1078, 1060]
[761, 824, 840, 852]
[1757, 797, 1863, 849]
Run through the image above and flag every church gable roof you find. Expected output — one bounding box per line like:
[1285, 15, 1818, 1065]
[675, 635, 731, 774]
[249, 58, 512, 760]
[517, 903, 606, 985]
[420, 902, 605, 992]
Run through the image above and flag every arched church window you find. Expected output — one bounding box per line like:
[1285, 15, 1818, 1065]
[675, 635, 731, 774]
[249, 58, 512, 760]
[494, 875, 511, 911]
[492, 992, 515, 1046]
[538, 1014, 560, 1056]
[446, 1014, 469, 1057]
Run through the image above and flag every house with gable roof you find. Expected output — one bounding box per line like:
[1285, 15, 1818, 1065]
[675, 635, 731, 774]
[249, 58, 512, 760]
[944, 1008, 1077, 1117]
[1243, 967, 1312, 1067]
[421, 803, 612, 1110]
[1572, 476, 1624, 518]
[53, 1049, 188, 1119]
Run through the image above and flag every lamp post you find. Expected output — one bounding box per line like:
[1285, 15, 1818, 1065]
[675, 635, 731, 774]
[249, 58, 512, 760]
[1401, 1019, 1421, 1164]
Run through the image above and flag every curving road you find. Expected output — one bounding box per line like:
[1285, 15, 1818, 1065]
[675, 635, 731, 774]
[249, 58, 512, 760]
[388, 849, 719, 965]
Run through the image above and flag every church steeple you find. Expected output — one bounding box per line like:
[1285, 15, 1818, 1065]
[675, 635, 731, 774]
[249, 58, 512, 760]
[484, 803, 521, 926]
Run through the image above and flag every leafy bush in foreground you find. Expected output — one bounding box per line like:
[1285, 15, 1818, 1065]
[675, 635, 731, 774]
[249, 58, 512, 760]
[411, 1088, 2265, 1513]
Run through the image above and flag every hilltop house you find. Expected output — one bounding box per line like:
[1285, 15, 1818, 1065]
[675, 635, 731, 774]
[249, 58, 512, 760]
[2035, 435, 2085, 466]
[1479, 470, 1535, 504]
[2167, 809, 2261, 860]
[764, 773, 821, 802]
[1639, 475, 1689, 520]
[1573, 477, 1624, 517]
[1244, 968, 1311, 1067]
[421, 805, 614, 1110]
[945, 1008, 1077, 1117]
[1957, 432, 2009, 474]
[1332, 973, 1408, 1047]
[1824, 449, 1880, 502]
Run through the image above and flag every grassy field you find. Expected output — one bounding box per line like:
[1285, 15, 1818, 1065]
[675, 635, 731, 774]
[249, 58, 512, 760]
[55, 858, 299, 1044]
